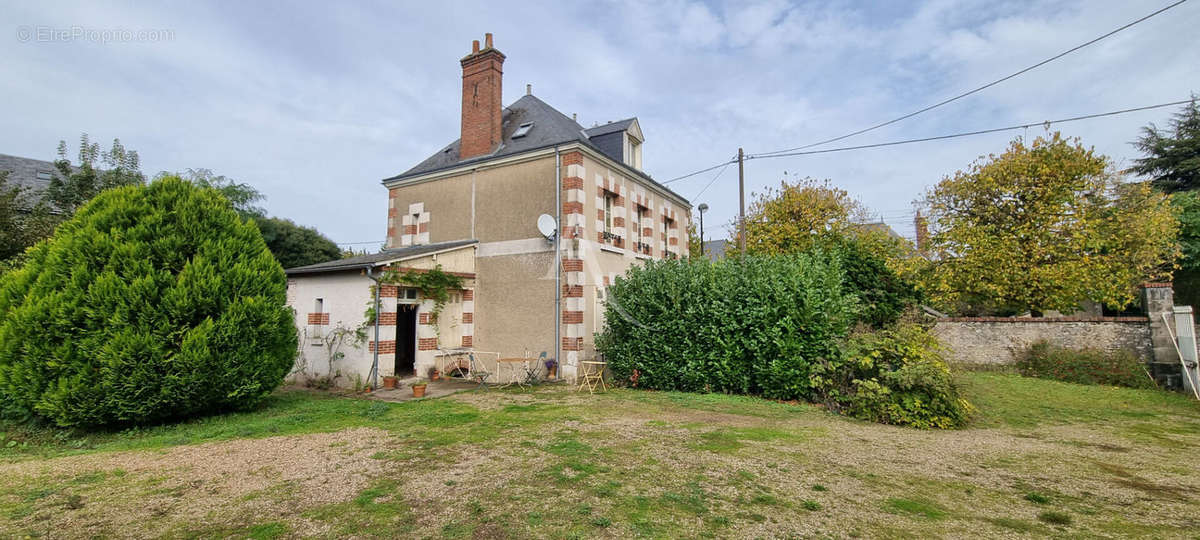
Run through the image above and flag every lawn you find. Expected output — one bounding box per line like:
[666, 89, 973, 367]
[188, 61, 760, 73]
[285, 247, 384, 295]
[1, 372, 1199, 538]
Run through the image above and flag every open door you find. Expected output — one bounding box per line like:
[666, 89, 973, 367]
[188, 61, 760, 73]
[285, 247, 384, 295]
[395, 304, 417, 376]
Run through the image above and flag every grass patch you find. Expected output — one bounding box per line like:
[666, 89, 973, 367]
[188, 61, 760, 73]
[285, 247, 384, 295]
[691, 426, 800, 453]
[1038, 510, 1072, 525]
[884, 497, 947, 520]
[1024, 492, 1049, 504]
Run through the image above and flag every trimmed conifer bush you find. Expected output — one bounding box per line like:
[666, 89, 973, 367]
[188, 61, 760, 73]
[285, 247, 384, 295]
[0, 176, 297, 427]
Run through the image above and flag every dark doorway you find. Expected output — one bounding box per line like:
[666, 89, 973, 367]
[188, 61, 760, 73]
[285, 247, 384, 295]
[395, 304, 418, 376]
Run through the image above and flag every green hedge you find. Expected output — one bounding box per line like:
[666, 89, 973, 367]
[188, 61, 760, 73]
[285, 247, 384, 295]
[1016, 341, 1155, 389]
[0, 177, 297, 427]
[596, 253, 858, 400]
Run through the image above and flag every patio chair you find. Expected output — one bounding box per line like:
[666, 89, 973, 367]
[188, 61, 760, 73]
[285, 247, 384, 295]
[522, 352, 547, 386]
[468, 353, 491, 391]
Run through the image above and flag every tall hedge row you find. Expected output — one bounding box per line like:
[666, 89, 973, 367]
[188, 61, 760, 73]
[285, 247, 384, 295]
[596, 253, 858, 400]
[0, 177, 297, 427]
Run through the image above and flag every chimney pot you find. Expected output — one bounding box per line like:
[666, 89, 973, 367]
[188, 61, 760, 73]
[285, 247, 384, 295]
[572, 113, 577, 122]
[472, 40, 480, 53]
[526, 83, 531, 95]
[485, 33, 493, 49]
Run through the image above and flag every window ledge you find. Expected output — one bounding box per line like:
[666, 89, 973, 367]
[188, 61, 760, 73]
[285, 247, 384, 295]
[634, 254, 651, 260]
[599, 245, 624, 255]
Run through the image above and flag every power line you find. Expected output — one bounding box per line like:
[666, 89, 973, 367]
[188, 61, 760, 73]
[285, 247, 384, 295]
[693, 160, 734, 199]
[754, 0, 1190, 157]
[747, 99, 1193, 161]
[662, 157, 738, 185]
[336, 240, 385, 245]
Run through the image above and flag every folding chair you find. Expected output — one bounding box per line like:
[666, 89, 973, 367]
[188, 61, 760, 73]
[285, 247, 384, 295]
[578, 360, 607, 393]
[468, 353, 491, 391]
[522, 352, 547, 386]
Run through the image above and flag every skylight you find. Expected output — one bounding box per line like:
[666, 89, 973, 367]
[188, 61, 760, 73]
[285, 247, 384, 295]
[512, 122, 533, 139]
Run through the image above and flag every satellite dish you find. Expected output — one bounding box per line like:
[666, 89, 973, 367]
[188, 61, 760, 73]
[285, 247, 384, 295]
[537, 214, 557, 241]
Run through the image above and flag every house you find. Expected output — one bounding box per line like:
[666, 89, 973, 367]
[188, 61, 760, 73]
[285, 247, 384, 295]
[0, 153, 61, 208]
[285, 34, 692, 385]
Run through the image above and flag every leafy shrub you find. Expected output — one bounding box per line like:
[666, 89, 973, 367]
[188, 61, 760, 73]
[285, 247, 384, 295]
[828, 237, 922, 328]
[1016, 341, 1155, 389]
[813, 323, 972, 429]
[596, 253, 858, 401]
[0, 177, 297, 427]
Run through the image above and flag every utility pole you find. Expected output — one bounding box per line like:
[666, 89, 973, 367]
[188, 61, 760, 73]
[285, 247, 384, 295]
[738, 147, 746, 255]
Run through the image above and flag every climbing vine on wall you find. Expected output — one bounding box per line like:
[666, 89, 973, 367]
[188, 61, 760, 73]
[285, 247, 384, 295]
[380, 264, 465, 325]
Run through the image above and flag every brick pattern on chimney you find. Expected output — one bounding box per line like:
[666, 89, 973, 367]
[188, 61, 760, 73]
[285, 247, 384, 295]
[459, 34, 505, 160]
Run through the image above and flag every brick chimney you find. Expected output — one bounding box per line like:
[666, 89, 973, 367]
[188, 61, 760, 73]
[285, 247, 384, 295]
[459, 33, 505, 160]
[914, 211, 929, 255]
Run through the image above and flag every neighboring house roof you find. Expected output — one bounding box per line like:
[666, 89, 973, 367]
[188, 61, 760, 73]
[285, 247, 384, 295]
[0, 153, 60, 199]
[702, 240, 727, 261]
[851, 221, 903, 240]
[285, 239, 478, 276]
[383, 95, 688, 204]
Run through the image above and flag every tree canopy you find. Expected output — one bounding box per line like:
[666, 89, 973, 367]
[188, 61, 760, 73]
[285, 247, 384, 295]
[1134, 97, 1200, 193]
[922, 132, 1179, 315]
[255, 216, 344, 269]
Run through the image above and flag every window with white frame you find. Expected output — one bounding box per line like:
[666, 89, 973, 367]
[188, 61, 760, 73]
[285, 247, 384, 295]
[603, 192, 616, 236]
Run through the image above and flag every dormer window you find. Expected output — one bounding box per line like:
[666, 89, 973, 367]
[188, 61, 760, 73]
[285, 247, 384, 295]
[624, 134, 643, 169]
[36, 171, 52, 180]
[512, 122, 533, 139]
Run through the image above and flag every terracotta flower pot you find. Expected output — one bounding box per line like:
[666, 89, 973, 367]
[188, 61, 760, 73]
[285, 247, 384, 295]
[411, 384, 427, 398]
[382, 376, 398, 389]
[548, 366, 557, 379]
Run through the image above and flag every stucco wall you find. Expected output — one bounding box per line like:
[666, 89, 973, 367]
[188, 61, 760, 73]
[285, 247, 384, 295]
[932, 317, 1153, 365]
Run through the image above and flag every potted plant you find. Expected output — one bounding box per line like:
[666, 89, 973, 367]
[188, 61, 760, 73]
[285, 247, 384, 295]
[410, 379, 428, 398]
[545, 358, 558, 380]
[428, 366, 440, 381]
[382, 375, 398, 389]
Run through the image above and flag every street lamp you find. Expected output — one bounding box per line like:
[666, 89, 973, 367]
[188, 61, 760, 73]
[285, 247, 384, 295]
[697, 203, 708, 257]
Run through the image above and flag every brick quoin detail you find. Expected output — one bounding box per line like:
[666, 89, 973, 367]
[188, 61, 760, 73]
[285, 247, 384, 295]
[563, 311, 584, 324]
[563, 285, 583, 298]
[418, 313, 432, 324]
[669, 237, 679, 246]
[461, 335, 473, 347]
[562, 258, 583, 272]
[462, 312, 473, 323]
[562, 337, 584, 351]
[369, 340, 396, 353]
[404, 225, 417, 235]
[596, 209, 606, 220]
[306, 313, 329, 325]
[563, 201, 583, 215]
[462, 289, 474, 300]
[378, 312, 397, 325]
[562, 152, 583, 166]
[613, 216, 625, 227]
[380, 285, 398, 298]
[418, 222, 428, 233]
[418, 338, 439, 351]
[563, 177, 583, 190]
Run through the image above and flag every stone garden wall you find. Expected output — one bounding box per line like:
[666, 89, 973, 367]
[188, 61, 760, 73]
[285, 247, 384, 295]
[932, 317, 1152, 365]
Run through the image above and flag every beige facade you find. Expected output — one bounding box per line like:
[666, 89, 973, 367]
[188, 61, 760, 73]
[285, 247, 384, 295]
[286, 244, 477, 388]
[375, 143, 690, 381]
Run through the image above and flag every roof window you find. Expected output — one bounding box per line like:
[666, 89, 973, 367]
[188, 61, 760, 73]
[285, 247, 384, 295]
[512, 122, 533, 139]
[36, 171, 52, 180]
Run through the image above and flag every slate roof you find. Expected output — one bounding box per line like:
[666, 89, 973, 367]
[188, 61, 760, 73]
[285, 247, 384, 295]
[383, 95, 688, 204]
[702, 240, 727, 261]
[285, 239, 478, 276]
[0, 153, 60, 200]
[582, 118, 636, 138]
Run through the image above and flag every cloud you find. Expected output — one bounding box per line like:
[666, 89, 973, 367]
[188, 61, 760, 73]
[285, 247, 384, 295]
[1, 0, 1196, 246]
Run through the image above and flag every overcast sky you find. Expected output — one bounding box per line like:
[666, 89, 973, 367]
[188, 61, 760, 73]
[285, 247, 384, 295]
[2, 0, 1197, 246]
